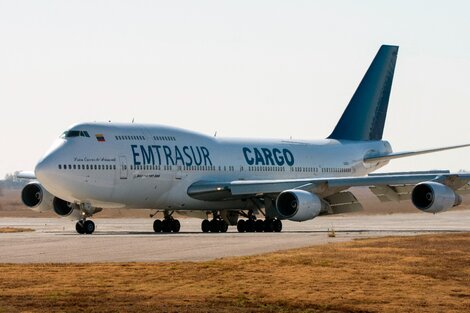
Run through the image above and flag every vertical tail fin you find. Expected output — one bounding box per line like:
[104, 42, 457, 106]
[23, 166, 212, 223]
[328, 45, 399, 141]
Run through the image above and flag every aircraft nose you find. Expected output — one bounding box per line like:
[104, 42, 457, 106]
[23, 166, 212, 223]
[35, 153, 56, 184]
[35, 139, 66, 184]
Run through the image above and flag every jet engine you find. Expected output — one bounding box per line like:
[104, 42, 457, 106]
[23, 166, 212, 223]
[411, 182, 462, 214]
[21, 182, 54, 212]
[52, 197, 83, 219]
[275, 190, 324, 221]
[53, 198, 102, 220]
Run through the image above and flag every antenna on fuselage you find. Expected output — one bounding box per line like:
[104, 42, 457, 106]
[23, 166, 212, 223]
[214, 131, 217, 137]
[132, 118, 135, 123]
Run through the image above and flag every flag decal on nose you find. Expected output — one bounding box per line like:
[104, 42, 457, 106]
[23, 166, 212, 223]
[96, 134, 105, 142]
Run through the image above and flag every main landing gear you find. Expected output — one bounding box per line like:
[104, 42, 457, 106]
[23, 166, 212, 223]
[75, 220, 95, 234]
[237, 218, 282, 233]
[201, 214, 229, 233]
[153, 211, 181, 233]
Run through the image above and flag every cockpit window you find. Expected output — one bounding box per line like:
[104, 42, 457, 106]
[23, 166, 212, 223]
[61, 130, 90, 138]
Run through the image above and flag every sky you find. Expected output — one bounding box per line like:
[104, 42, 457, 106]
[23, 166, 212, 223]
[1, 0, 470, 178]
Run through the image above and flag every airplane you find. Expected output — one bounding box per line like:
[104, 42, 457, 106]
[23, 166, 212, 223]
[19, 45, 470, 235]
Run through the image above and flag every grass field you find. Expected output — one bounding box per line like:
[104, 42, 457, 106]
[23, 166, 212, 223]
[0, 233, 469, 313]
[0, 227, 33, 233]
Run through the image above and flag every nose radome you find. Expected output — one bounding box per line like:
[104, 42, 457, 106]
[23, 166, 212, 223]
[35, 153, 56, 185]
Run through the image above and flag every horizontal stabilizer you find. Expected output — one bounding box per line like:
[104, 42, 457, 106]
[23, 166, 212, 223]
[364, 143, 470, 163]
[16, 171, 36, 180]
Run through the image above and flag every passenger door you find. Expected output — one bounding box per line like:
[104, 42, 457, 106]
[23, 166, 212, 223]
[119, 156, 128, 179]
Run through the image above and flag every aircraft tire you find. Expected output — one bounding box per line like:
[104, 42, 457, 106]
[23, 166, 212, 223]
[84, 220, 95, 234]
[153, 219, 163, 232]
[245, 219, 255, 233]
[237, 220, 246, 233]
[264, 220, 274, 232]
[172, 219, 181, 233]
[273, 219, 282, 232]
[162, 219, 172, 233]
[219, 220, 228, 233]
[255, 220, 265, 232]
[75, 221, 85, 234]
[201, 219, 210, 233]
[209, 219, 220, 233]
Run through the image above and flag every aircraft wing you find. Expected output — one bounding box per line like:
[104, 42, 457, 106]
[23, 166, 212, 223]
[188, 172, 470, 204]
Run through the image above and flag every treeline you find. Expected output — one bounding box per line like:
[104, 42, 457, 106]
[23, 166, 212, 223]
[1, 172, 31, 190]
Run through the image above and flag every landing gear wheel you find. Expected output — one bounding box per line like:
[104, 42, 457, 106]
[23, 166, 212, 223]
[153, 219, 163, 233]
[264, 219, 274, 232]
[201, 219, 210, 233]
[245, 219, 255, 232]
[171, 219, 181, 233]
[210, 219, 220, 233]
[255, 220, 265, 232]
[162, 219, 172, 233]
[84, 220, 95, 234]
[273, 219, 282, 232]
[219, 220, 228, 233]
[237, 219, 246, 233]
[75, 221, 85, 234]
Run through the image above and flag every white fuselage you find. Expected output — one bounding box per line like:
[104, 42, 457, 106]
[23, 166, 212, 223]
[35, 122, 392, 211]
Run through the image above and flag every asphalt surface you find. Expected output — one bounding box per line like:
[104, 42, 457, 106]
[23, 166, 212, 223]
[0, 211, 469, 263]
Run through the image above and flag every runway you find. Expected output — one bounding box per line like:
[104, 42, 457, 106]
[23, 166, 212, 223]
[0, 210, 469, 263]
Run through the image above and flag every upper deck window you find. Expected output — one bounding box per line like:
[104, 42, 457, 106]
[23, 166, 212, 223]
[61, 130, 90, 138]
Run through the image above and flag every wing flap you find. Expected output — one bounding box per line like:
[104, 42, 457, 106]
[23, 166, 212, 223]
[323, 192, 364, 214]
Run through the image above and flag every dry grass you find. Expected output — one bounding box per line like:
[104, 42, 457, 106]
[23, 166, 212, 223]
[0, 233, 469, 313]
[0, 227, 34, 233]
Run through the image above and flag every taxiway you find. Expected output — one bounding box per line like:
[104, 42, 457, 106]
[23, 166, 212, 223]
[0, 210, 469, 263]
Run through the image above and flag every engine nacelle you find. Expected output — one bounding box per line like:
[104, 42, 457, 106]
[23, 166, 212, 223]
[275, 190, 323, 221]
[53, 197, 82, 219]
[21, 182, 54, 212]
[411, 182, 462, 214]
[53, 198, 102, 220]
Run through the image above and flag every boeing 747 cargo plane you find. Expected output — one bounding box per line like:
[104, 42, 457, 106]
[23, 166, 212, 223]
[20, 45, 470, 234]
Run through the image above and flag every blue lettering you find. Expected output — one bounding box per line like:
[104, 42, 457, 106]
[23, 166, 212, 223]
[183, 146, 193, 166]
[261, 148, 275, 166]
[201, 146, 212, 166]
[283, 149, 294, 166]
[141, 145, 154, 165]
[191, 146, 202, 166]
[151, 145, 162, 165]
[242, 147, 295, 166]
[243, 147, 254, 165]
[174, 146, 185, 165]
[131, 145, 141, 166]
[163, 146, 174, 165]
[130, 145, 214, 168]
[254, 148, 265, 165]
[273, 148, 284, 166]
